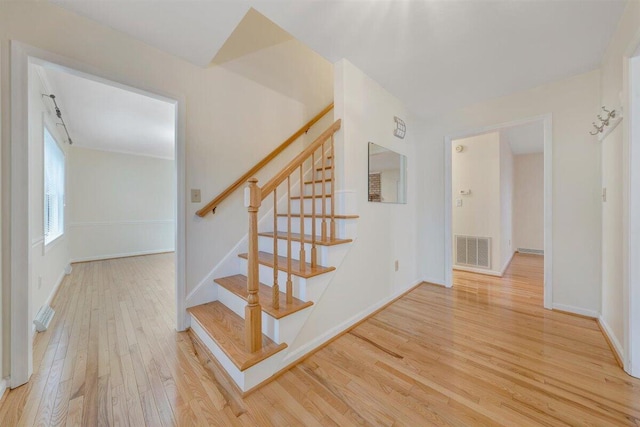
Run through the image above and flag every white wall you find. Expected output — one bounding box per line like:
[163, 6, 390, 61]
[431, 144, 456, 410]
[28, 64, 70, 336]
[499, 132, 514, 271]
[451, 132, 501, 271]
[599, 1, 640, 371]
[417, 69, 601, 313]
[220, 38, 334, 116]
[67, 146, 175, 262]
[513, 153, 544, 251]
[0, 2, 333, 378]
[287, 59, 420, 356]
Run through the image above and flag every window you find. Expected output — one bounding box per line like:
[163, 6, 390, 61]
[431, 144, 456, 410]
[44, 127, 65, 245]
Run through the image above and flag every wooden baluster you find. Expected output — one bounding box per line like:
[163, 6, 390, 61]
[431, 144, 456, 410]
[299, 164, 306, 272]
[286, 176, 293, 304]
[321, 141, 327, 241]
[272, 188, 279, 310]
[245, 178, 262, 353]
[310, 151, 317, 268]
[330, 135, 336, 241]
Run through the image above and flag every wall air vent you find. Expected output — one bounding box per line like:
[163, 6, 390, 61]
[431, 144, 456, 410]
[455, 235, 491, 269]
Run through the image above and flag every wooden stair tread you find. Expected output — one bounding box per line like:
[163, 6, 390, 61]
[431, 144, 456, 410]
[258, 231, 352, 246]
[276, 213, 359, 219]
[238, 251, 335, 278]
[290, 194, 331, 199]
[316, 165, 333, 171]
[215, 274, 313, 319]
[187, 301, 287, 371]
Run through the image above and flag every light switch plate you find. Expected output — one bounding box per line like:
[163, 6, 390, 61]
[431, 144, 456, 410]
[191, 189, 201, 203]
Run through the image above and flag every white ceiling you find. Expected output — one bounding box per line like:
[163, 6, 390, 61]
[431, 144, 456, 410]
[504, 121, 544, 155]
[39, 65, 176, 159]
[52, 0, 626, 118]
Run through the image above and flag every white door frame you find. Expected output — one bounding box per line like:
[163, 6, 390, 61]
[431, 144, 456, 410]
[624, 44, 640, 378]
[9, 41, 187, 388]
[443, 114, 553, 309]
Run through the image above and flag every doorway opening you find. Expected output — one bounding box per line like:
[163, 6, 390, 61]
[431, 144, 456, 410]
[10, 43, 185, 388]
[444, 115, 552, 308]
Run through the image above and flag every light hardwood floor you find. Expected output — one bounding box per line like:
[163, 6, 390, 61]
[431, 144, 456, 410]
[1, 253, 640, 425]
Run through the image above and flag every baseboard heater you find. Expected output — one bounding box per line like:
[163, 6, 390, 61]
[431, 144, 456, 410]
[517, 248, 544, 255]
[34, 305, 55, 332]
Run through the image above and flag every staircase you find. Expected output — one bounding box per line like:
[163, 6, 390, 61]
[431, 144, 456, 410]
[188, 116, 358, 392]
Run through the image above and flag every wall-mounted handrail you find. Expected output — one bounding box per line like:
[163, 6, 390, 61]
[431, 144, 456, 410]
[196, 103, 334, 217]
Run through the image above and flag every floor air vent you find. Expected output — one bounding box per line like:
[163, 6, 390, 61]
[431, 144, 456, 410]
[455, 235, 491, 269]
[34, 305, 55, 332]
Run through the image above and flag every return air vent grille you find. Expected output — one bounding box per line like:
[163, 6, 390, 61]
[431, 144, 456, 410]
[455, 235, 491, 269]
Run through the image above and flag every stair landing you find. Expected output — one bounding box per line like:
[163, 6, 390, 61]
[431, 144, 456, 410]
[188, 301, 287, 371]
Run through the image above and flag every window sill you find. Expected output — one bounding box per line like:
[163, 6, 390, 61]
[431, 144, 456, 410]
[44, 233, 64, 254]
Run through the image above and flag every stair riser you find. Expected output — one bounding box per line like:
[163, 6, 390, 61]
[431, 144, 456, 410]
[258, 236, 350, 267]
[237, 257, 336, 301]
[314, 169, 333, 180]
[190, 318, 286, 392]
[216, 285, 311, 344]
[189, 319, 246, 388]
[286, 198, 332, 215]
[238, 257, 328, 299]
[304, 181, 332, 195]
[275, 217, 356, 240]
[258, 236, 332, 265]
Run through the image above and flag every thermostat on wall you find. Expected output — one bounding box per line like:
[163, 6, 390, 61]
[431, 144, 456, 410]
[459, 189, 471, 196]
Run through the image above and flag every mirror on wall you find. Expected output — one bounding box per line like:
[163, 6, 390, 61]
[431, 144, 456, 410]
[368, 142, 407, 204]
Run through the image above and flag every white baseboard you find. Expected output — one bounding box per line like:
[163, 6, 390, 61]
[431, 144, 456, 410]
[0, 377, 9, 399]
[282, 278, 424, 366]
[32, 264, 70, 340]
[423, 277, 447, 287]
[500, 251, 516, 276]
[71, 249, 174, 263]
[453, 265, 502, 277]
[45, 265, 69, 308]
[552, 303, 600, 319]
[598, 315, 624, 364]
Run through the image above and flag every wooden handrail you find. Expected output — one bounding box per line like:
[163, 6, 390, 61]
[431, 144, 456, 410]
[195, 103, 334, 217]
[260, 119, 341, 199]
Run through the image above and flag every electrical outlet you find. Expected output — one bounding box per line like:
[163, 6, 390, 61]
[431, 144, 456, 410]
[395, 260, 399, 271]
[456, 199, 463, 207]
[191, 189, 201, 203]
